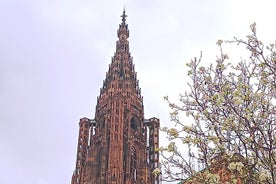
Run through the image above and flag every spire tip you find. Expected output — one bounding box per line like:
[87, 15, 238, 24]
[121, 8, 127, 23]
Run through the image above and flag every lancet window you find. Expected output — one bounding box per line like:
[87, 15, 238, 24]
[130, 146, 137, 182]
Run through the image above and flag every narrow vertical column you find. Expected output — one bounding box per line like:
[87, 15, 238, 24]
[148, 118, 160, 184]
[71, 117, 91, 184]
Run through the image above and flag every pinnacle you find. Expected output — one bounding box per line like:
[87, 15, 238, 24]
[121, 9, 127, 23]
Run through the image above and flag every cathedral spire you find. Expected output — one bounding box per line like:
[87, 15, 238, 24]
[71, 11, 160, 184]
[99, 10, 137, 97]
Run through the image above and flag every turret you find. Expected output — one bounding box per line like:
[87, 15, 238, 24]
[71, 118, 91, 184]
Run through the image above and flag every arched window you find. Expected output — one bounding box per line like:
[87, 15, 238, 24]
[130, 117, 138, 130]
[130, 146, 137, 182]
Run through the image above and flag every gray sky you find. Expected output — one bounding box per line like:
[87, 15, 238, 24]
[1, 0, 275, 183]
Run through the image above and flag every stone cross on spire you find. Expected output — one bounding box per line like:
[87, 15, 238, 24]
[121, 9, 127, 23]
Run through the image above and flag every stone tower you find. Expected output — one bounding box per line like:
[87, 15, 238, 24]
[71, 10, 160, 184]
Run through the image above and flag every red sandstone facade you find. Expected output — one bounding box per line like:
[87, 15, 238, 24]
[71, 10, 160, 184]
[182, 154, 245, 184]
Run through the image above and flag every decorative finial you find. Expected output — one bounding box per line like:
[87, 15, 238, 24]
[121, 9, 127, 23]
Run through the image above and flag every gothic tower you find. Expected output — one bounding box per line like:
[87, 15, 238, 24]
[71, 10, 160, 184]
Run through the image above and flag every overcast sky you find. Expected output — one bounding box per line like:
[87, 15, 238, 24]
[1, 0, 276, 184]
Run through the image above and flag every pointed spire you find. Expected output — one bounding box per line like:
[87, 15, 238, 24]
[98, 10, 141, 98]
[117, 9, 129, 39]
[121, 9, 127, 23]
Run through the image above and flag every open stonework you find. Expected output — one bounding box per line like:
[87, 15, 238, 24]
[71, 10, 160, 184]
